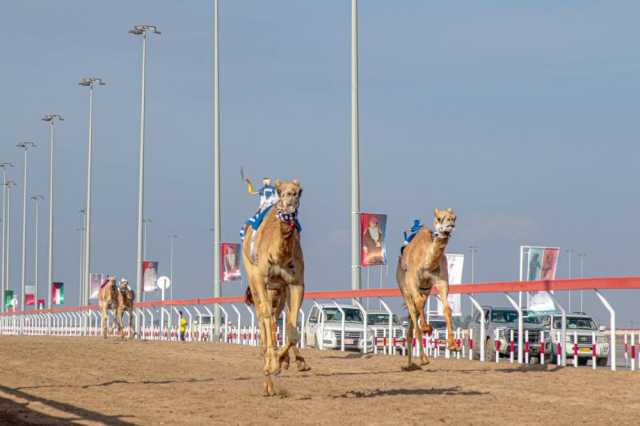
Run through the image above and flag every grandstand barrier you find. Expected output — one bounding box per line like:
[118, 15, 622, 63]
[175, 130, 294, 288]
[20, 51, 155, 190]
[1, 276, 639, 371]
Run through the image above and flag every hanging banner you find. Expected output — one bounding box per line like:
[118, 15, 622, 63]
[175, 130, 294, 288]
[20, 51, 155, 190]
[89, 273, 104, 299]
[25, 285, 35, 306]
[4, 290, 14, 310]
[52, 282, 64, 305]
[521, 246, 560, 312]
[37, 299, 46, 309]
[360, 213, 387, 267]
[143, 261, 159, 292]
[437, 253, 464, 317]
[221, 242, 241, 282]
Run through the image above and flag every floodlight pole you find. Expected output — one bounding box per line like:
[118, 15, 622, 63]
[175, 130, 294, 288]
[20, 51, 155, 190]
[0, 162, 14, 311]
[31, 195, 44, 307]
[42, 114, 63, 309]
[566, 248, 574, 312]
[17, 141, 36, 311]
[212, 0, 222, 335]
[129, 25, 161, 307]
[169, 234, 178, 300]
[79, 77, 106, 307]
[351, 0, 361, 296]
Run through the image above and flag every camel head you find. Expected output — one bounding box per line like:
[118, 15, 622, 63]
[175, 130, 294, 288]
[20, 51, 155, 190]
[275, 179, 302, 215]
[433, 208, 456, 239]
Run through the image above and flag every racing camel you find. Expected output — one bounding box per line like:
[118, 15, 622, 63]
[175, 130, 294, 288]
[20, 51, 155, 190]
[396, 208, 457, 370]
[242, 179, 308, 396]
[98, 277, 135, 339]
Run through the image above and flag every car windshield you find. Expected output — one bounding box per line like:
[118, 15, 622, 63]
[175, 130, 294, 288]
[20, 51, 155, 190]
[368, 314, 398, 325]
[491, 310, 518, 323]
[323, 308, 363, 323]
[553, 316, 597, 330]
[430, 320, 446, 330]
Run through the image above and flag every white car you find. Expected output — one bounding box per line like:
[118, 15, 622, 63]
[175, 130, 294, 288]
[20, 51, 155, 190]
[305, 304, 373, 351]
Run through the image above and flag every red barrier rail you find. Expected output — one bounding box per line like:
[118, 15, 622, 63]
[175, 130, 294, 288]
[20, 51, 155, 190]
[2, 276, 639, 317]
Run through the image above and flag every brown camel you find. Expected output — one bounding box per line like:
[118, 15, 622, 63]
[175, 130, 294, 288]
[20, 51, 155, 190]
[98, 277, 135, 339]
[242, 179, 309, 396]
[396, 208, 457, 370]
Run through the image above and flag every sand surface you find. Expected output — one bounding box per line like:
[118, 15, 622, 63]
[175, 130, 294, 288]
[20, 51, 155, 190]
[0, 336, 638, 425]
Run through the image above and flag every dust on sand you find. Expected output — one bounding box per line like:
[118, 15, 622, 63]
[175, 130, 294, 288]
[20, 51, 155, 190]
[0, 337, 638, 425]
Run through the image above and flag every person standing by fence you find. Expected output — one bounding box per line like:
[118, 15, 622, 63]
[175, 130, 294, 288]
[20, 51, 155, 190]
[179, 311, 187, 341]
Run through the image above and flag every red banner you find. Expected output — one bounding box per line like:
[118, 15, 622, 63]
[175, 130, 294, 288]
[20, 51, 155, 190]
[541, 248, 560, 280]
[360, 213, 387, 267]
[220, 243, 241, 282]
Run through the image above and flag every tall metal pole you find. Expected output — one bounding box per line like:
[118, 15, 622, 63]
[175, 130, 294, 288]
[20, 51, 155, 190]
[77, 224, 84, 306]
[351, 0, 361, 294]
[31, 195, 44, 307]
[129, 25, 160, 307]
[79, 77, 105, 307]
[213, 0, 222, 333]
[142, 217, 151, 302]
[42, 114, 63, 309]
[17, 142, 35, 310]
[0, 163, 14, 311]
[566, 248, 573, 312]
[169, 234, 177, 300]
[4, 181, 15, 310]
[578, 252, 586, 312]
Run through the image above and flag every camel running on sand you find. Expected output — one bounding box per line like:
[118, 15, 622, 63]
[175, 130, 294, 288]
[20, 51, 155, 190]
[98, 277, 135, 339]
[242, 179, 309, 396]
[396, 208, 457, 370]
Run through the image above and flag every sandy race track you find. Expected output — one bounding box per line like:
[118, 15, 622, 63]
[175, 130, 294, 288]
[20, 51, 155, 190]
[0, 337, 638, 425]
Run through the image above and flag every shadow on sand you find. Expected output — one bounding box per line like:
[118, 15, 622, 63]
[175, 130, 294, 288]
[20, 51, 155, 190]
[335, 386, 488, 399]
[0, 385, 134, 425]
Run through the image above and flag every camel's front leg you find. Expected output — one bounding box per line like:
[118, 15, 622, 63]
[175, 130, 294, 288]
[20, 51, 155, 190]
[115, 306, 125, 339]
[278, 283, 310, 372]
[436, 279, 458, 351]
[414, 293, 431, 365]
[100, 305, 108, 338]
[127, 309, 135, 339]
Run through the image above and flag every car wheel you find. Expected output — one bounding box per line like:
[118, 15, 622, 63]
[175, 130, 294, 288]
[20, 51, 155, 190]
[596, 357, 608, 367]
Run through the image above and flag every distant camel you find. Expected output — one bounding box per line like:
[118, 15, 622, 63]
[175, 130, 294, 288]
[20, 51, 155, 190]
[98, 277, 135, 339]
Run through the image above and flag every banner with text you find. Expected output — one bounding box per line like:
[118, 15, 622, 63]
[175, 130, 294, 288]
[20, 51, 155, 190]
[437, 253, 464, 317]
[221, 242, 241, 283]
[522, 246, 560, 312]
[360, 213, 387, 267]
[143, 261, 159, 292]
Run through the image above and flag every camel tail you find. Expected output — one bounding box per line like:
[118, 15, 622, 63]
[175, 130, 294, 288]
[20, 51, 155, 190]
[244, 287, 254, 306]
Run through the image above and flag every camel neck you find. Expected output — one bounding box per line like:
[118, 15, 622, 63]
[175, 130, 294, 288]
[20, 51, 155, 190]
[424, 235, 448, 271]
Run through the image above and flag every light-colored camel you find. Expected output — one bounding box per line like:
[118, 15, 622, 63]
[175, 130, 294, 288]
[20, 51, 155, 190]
[98, 277, 135, 339]
[396, 208, 457, 370]
[242, 179, 308, 396]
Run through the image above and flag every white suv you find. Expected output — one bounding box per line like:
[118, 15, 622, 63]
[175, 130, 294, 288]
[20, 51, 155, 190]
[305, 304, 373, 351]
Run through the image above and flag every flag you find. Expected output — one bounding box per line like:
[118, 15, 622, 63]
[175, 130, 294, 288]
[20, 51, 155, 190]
[521, 246, 560, 312]
[437, 253, 464, 317]
[52, 282, 64, 305]
[4, 290, 14, 310]
[220, 242, 241, 282]
[37, 299, 45, 309]
[360, 213, 387, 267]
[25, 285, 35, 306]
[143, 261, 159, 292]
[89, 273, 104, 299]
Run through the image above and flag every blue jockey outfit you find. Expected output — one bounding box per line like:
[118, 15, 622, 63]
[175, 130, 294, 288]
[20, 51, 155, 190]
[240, 184, 301, 240]
[401, 219, 423, 253]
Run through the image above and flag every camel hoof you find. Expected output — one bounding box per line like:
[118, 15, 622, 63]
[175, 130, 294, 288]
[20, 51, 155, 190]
[296, 362, 311, 372]
[420, 357, 430, 366]
[448, 344, 460, 352]
[402, 363, 422, 372]
[263, 377, 275, 397]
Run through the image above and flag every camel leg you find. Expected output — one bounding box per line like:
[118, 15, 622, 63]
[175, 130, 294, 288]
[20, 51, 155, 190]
[414, 294, 430, 365]
[436, 279, 458, 351]
[278, 284, 309, 372]
[115, 306, 125, 339]
[127, 309, 135, 339]
[402, 291, 421, 371]
[254, 276, 279, 377]
[100, 305, 108, 338]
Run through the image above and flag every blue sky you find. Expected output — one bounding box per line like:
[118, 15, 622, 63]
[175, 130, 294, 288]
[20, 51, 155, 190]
[0, 1, 638, 325]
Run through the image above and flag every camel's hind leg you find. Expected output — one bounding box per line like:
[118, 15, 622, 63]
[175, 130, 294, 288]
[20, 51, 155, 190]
[436, 279, 458, 351]
[100, 305, 108, 338]
[115, 307, 125, 339]
[277, 284, 308, 371]
[402, 290, 421, 371]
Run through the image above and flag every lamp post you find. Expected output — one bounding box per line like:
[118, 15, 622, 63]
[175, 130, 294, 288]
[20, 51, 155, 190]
[212, 0, 223, 336]
[577, 252, 587, 312]
[350, 0, 361, 297]
[3, 180, 16, 311]
[0, 162, 14, 309]
[78, 77, 106, 306]
[17, 141, 36, 310]
[169, 234, 178, 301]
[143, 218, 152, 259]
[31, 195, 44, 306]
[129, 24, 161, 307]
[41, 113, 63, 309]
[468, 245, 478, 283]
[566, 248, 574, 312]
[78, 209, 86, 305]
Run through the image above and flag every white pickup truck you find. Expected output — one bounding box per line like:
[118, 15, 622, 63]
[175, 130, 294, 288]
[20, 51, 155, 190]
[304, 304, 373, 351]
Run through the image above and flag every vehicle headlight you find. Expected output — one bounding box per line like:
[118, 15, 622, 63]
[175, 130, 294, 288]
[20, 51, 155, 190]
[597, 336, 608, 344]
